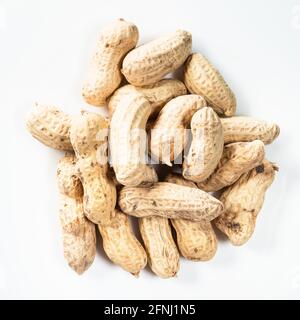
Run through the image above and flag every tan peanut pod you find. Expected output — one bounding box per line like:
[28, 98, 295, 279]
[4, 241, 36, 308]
[139, 216, 179, 278]
[57, 153, 96, 274]
[108, 79, 187, 118]
[26, 103, 72, 150]
[184, 53, 236, 116]
[183, 107, 224, 183]
[82, 19, 139, 106]
[197, 140, 265, 192]
[221, 116, 280, 145]
[70, 111, 116, 225]
[119, 182, 224, 222]
[98, 209, 147, 276]
[150, 94, 207, 166]
[110, 93, 158, 186]
[165, 173, 217, 261]
[215, 159, 278, 246]
[122, 30, 192, 86]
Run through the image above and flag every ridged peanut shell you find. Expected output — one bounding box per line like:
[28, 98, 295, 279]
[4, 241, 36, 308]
[26, 103, 72, 150]
[221, 116, 280, 144]
[184, 53, 236, 116]
[122, 30, 192, 86]
[119, 182, 224, 222]
[215, 159, 278, 245]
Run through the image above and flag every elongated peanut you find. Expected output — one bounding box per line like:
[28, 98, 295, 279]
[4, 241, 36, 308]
[110, 93, 158, 186]
[198, 140, 265, 192]
[139, 216, 179, 278]
[150, 94, 207, 165]
[57, 153, 96, 274]
[98, 209, 147, 276]
[108, 79, 187, 118]
[184, 53, 236, 116]
[26, 103, 72, 150]
[119, 182, 224, 221]
[82, 19, 139, 106]
[215, 159, 278, 246]
[122, 30, 192, 86]
[70, 111, 116, 225]
[221, 116, 280, 144]
[165, 173, 217, 261]
[183, 107, 223, 182]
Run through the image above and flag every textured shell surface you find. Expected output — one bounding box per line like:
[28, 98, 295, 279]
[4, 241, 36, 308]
[184, 53, 236, 116]
[119, 182, 224, 221]
[150, 94, 207, 165]
[57, 153, 96, 274]
[122, 30, 192, 86]
[198, 140, 265, 192]
[26, 103, 72, 150]
[139, 216, 179, 278]
[82, 19, 139, 106]
[221, 116, 280, 144]
[98, 209, 147, 276]
[183, 107, 224, 182]
[215, 159, 278, 245]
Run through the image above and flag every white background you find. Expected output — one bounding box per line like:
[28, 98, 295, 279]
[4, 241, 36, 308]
[0, 0, 300, 300]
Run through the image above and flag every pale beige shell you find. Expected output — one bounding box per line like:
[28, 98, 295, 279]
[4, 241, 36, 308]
[139, 216, 179, 278]
[119, 182, 224, 222]
[215, 159, 278, 246]
[57, 153, 96, 274]
[82, 19, 139, 106]
[150, 94, 207, 165]
[70, 111, 116, 225]
[26, 103, 72, 150]
[198, 140, 265, 192]
[110, 93, 158, 186]
[122, 30, 192, 86]
[184, 53, 236, 116]
[165, 173, 217, 261]
[98, 209, 147, 276]
[183, 107, 224, 182]
[221, 116, 280, 144]
[107, 79, 187, 118]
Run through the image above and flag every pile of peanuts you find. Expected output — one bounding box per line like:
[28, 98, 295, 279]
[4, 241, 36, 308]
[26, 19, 279, 278]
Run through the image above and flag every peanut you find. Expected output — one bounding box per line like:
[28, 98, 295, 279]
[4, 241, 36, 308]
[221, 116, 280, 144]
[70, 111, 116, 225]
[122, 30, 192, 86]
[26, 103, 72, 150]
[184, 53, 236, 116]
[165, 173, 217, 261]
[119, 182, 224, 222]
[110, 93, 158, 186]
[107, 79, 187, 118]
[215, 159, 278, 246]
[57, 153, 96, 274]
[98, 209, 147, 276]
[183, 107, 224, 183]
[139, 216, 179, 278]
[150, 94, 207, 165]
[82, 19, 139, 106]
[198, 140, 265, 192]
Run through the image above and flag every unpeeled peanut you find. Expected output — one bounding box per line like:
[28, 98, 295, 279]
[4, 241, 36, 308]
[108, 79, 187, 118]
[221, 116, 280, 145]
[183, 107, 224, 183]
[82, 19, 139, 106]
[184, 53, 236, 116]
[57, 153, 96, 274]
[122, 30, 192, 86]
[198, 140, 265, 192]
[215, 159, 278, 246]
[70, 111, 116, 225]
[98, 209, 147, 276]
